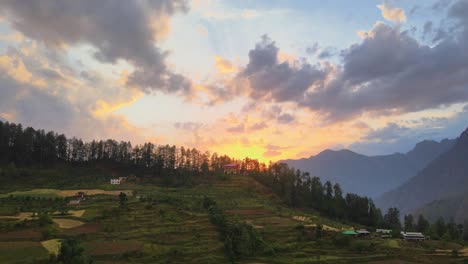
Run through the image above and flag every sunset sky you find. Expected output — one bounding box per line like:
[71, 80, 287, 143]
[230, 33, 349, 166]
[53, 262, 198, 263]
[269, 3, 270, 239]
[1, 0, 468, 163]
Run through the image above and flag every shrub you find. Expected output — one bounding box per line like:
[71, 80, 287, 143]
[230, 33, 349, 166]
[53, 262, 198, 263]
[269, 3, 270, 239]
[41, 225, 58, 239]
[332, 233, 351, 248]
[350, 240, 376, 253]
[38, 213, 53, 226]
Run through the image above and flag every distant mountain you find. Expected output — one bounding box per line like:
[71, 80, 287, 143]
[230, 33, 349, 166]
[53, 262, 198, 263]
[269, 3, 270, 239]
[281, 139, 456, 198]
[413, 194, 468, 223]
[375, 128, 468, 220]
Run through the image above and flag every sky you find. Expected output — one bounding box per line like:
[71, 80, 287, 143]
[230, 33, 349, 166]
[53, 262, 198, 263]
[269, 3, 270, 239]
[0, 0, 468, 163]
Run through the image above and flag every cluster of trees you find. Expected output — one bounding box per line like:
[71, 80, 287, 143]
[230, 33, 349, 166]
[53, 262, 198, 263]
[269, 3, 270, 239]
[46, 238, 93, 264]
[403, 214, 468, 241]
[1, 195, 68, 216]
[378, 208, 468, 241]
[252, 163, 383, 227]
[203, 197, 272, 262]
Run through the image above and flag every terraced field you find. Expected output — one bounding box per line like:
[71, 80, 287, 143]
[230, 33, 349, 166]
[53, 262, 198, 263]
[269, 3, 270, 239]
[0, 175, 465, 263]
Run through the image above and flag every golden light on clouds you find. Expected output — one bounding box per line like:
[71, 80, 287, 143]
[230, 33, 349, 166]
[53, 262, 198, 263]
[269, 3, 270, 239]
[93, 94, 143, 117]
[377, 2, 406, 24]
[0, 55, 46, 87]
[214, 55, 236, 74]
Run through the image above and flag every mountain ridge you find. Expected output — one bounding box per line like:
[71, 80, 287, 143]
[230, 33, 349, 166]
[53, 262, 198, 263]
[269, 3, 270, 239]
[281, 138, 456, 198]
[375, 127, 468, 221]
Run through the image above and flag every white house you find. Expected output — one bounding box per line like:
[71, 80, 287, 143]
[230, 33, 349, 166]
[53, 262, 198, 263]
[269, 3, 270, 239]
[401, 232, 426, 241]
[376, 229, 392, 234]
[356, 229, 371, 236]
[110, 178, 121, 185]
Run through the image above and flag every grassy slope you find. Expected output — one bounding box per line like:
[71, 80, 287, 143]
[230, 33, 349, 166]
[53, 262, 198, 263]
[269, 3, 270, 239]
[0, 166, 466, 263]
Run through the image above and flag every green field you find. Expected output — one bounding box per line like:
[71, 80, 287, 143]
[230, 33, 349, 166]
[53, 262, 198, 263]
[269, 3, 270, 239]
[0, 170, 466, 263]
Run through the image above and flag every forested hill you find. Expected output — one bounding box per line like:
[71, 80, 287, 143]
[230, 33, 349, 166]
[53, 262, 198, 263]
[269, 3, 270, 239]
[0, 120, 386, 228]
[281, 139, 455, 198]
[375, 127, 468, 222]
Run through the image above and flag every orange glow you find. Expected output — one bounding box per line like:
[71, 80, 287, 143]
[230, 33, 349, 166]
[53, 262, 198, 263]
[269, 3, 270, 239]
[212, 143, 269, 164]
[214, 55, 236, 74]
[93, 94, 143, 117]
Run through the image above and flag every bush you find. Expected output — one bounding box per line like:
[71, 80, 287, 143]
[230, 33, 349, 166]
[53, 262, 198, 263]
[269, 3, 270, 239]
[38, 213, 53, 227]
[332, 233, 351, 248]
[41, 225, 58, 239]
[350, 240, 376, 253]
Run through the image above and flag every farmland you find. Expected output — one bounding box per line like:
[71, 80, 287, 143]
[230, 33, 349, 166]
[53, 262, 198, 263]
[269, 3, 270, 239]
[0, 168, 466, 263]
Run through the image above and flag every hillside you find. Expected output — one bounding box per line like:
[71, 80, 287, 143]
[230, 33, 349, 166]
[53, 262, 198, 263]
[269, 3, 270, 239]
[413, 195, 468, 223]
[375, 127, 468, 220]
[0, 166, 466, 263]
[281, 139, 455, 197]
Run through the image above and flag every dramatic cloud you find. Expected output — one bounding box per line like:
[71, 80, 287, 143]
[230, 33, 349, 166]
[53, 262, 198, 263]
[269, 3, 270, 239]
[302, 19, 468, 121]
[0, 0, 191, 95]
[377, 1, 406, 24]
[238, 35, 328, 103]
[0, 67, 143, 142]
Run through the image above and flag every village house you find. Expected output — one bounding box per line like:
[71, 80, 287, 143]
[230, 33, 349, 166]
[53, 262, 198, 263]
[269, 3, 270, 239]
[68, 199, 81, 205]
[110, 178, 121, 185]
[376, 229, 392, 238]
[376, 229, 392, 234]
[110, 176, 127, 185]
[223, 163, 240, 174]
[401, 232, 426, 241]
[356, 229, 371, 237]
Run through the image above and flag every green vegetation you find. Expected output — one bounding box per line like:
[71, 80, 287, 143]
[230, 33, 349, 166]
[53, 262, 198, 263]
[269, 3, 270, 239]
[203, 197, 272, 262]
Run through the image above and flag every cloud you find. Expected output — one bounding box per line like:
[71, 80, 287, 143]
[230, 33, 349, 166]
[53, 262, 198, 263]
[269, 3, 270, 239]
[277, 113, 295, 124]
[227, 123, 245, 133]
[263, 150, 281, 158]
[377, 1, 406, 23]
[214, 55, 236, 74]
[0, 0, 191, 95]
[433, 0, 454, 11]
[238, 35, 328, 103]
[250, 121, 268, 130]
[0, 66, 143, 142]
[306, 43, 319, 55]
[422, 21, 433, 39]
[210, 2, 468, 124]
[302, 20, 468, 121]
[317, 48, 336, 59]
[364, 123, 410, 141]
[174, 122, 203, 131]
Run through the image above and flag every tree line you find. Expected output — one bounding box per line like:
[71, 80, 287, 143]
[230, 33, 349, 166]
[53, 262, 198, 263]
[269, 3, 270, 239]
[251, 163, 384, 227]
[0, 121, 236, 173]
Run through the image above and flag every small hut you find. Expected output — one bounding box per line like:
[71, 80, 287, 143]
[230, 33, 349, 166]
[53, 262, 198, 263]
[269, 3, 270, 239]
[223, 163, 239, 174]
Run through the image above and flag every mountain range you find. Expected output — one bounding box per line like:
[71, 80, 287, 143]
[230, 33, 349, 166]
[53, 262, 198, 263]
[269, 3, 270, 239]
[281, 138, 456, 198]
[375, 127, 468, 223]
